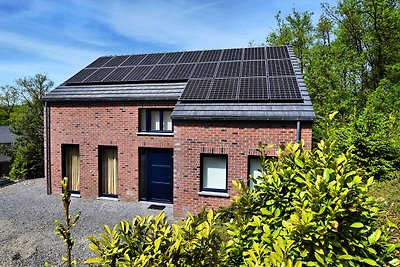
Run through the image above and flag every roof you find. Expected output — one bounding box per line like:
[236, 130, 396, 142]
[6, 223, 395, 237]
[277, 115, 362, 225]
[41, 83, 186, 102]
[0, 126, 14, 144]
[43, 46, 315, 121]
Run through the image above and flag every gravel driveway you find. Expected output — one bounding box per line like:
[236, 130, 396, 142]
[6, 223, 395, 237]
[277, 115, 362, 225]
[0, 178, 172, 267]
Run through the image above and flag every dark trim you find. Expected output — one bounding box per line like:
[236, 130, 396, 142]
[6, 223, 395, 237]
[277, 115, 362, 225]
[45, 102, 51, 195]
[296, 121, 301, 142]
[200, 154, 228, 193]
[139, 108, 174, 133]
[98, 145, 119, 198]
[61, 144, 80, 194]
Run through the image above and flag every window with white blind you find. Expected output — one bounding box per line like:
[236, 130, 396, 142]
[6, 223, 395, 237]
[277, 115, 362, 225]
[201, 154, 227, 192]
[62, 145, 80, 193]
[139, 109, 173, 132]
[99, 146, 118, 197]
[249, 157, 262, 189]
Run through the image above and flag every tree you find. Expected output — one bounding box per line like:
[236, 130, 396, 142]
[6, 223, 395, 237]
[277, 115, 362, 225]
[266, 9, 314, 72]
[8, 74, 53, 180]
[0, 85, 19, 125]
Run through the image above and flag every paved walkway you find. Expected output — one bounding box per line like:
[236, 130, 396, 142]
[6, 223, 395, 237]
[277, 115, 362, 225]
[0, 178, 172, 267]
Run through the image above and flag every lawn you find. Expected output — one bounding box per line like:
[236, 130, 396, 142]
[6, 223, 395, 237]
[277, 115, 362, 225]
[370, 176, 400, 242]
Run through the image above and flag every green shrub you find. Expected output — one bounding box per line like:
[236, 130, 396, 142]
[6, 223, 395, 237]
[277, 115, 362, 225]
[226, 138, 399, 266]
[9, 141, 43, 180]
[85, 210, 227, 267]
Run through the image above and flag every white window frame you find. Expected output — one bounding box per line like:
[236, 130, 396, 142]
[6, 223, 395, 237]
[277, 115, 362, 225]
[201, 154, 228, 192]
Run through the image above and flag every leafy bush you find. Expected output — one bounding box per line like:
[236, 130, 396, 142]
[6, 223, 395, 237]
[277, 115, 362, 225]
[226, 139, 399, 266]
[85, 210, 227, 266]
[9, 141, 43, 180]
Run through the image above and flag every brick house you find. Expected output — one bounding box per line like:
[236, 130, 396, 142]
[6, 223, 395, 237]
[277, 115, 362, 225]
[42, 46, 315, 217]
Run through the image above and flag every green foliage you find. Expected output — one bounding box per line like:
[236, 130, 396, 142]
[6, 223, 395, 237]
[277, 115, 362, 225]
[334, 109, 400, 180]
[6, 74, 53, 180]
[9, 141, 43, 180]
[370, 177, 400, 242]
[226, 139, 399, 266]
[85, 209, 227, 267]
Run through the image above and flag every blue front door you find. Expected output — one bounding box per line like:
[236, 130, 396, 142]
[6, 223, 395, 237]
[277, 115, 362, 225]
[145, 149, 173, 203]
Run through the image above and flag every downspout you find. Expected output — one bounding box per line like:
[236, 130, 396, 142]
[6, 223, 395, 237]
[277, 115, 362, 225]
[296, 120, 301, 143]
[45, 101, 51, 194]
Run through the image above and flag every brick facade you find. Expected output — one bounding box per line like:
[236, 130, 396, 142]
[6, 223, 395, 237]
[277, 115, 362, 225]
[46, 102, 312, 218]
[47, 102, 175, 200]
[173, 121, 312, 217]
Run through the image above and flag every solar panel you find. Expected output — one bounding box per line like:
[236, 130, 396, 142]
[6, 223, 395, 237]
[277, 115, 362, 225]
[199, 50, 222, 62]
[266, 46, 290, 59]
[139, 53, 165, 65]
[216, 62, 241, 78]
[123, 66, 154, 81]
[221, 48, 243, 61]
[208, 78, 238, 100]
[121, 54, 147, 66]
[103, 55, 130, 67]
[244, 47, 266, 60]
[86, 56, 113, 68]
[241, 60, 266, 77]
[268, 60, 295, 76]
[83, 68, 115, 83]
[159, 52, 183, 64]
[269, 77, 302, 100]
[103, 67, 134, 82]
[191, 62, 218, 78]
[238, 77, 268, 100]
[64, 68, 97, 84]
[178, 51, 202, 63]
[167, 64, 195, 79]
[144, 65, 175, 80]
[180, 79, 212, 100]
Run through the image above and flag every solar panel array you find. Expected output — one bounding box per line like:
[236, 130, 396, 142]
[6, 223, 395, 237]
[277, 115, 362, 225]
[64, 46, 302, 102]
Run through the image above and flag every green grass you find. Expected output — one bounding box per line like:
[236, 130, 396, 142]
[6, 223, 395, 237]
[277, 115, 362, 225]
[370, 176, 400, 242]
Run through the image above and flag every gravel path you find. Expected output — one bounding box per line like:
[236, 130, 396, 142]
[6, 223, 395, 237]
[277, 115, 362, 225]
[0, 178, 172, 267]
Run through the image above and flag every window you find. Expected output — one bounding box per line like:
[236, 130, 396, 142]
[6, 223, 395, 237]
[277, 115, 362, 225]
[248, 156, 262, 189]
[99, 146, 118, 197]
[62, 145, 80, 193]
[139, 109, 173, 132]
[201, 154, 227, 192]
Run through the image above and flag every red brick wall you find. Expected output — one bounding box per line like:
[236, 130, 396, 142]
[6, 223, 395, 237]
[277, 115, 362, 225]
[47, 102, 175, 200]
[45, 102, 313, 218]
[173, 121, 312, 217]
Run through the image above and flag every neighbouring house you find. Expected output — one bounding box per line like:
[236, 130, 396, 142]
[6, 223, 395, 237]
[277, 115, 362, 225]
[42, 46, 315, 217]
[0, 126, 15, 177]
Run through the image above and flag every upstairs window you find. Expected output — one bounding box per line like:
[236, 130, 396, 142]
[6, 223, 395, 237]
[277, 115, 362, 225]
[140, 109, 173, 132]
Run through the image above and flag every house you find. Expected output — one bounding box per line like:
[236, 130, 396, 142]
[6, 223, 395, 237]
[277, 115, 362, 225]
[0, 126, 15, 177]
[42, 46, 315, 217]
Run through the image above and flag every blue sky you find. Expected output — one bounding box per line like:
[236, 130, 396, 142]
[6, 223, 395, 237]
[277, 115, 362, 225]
[0, 0, 336, 86]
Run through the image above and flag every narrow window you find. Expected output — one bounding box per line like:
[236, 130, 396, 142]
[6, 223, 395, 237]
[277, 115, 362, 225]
[163, 110, 172, 131]
[248, 156, 262, 189]
[140, 109, 147, 131]
[99, 146, 118, 197]
[201, 154, 227, 192]
[139, 109, 173, 132]
[62, 145, 80, 193]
